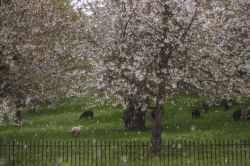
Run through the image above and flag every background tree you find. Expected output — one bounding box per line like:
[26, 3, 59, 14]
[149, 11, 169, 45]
[83, 0, 250, 155]
[0, 0, 85, 124]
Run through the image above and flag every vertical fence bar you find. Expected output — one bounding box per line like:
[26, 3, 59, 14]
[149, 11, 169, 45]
[29, 140, 32, 165]
[143, 141, 146, 165]
[100, 141, 102, 166]
[108, 141, 110, 166]
[184, 140, 187, 166]
[74, 141, 76, 166]
[49, 141, 51, 165]
[198, 140, 201, 166]
[96, 141, 98, 166]
[163, 141, 165, 166]
[37, 140, 39, 166]
[54, 141, 57, 166]
[214, 140, 217, 164]
[244, 140, 246, 165]
[225, 140, 226, 166]
[167, 140, 170, 166]
[189, 140, 191, 166]
[210, 140, 212, 166]
[79, 141, 81, 166]
[41, 140, 44, 166]
[181, 140, 185, 166]
[6, 141, 11, 165]
[21, 140, 24, 166]
[70, 141, 73, 166]
[207, 140, 209, 166]
[202, 140, 204, 166]
[236, 140, 238, 166]
[146, 141, 149, 166]
[62, 141, 64, 164]
[172, 140, 174, 166]
[78, 140, 82, 166]
[17, 141, 19, 166]
[219, 140, 221, 166]
[12, 140, 15, 166]
[240, 140, 243, 166]
[228, 140, 230, 166]
[232, 140, 234, 166]
[0, 141, 1, 165]
[248, 140, 250, 164]
[87, 141, 89, 166]
[58, 141, 60, 166]
[45, 140, 48, 165]
[104, 141, 107, 166]
[34, 140, 36, 165]
[193, 140, 196, 166]
[125, 141, 130, 165]
[112, 141, 114, 166]
[138, 141, 141, 166]
[4, 141, 6, 166]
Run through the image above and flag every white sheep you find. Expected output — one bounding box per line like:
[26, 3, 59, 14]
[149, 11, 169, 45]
[71, 125, 83, 137]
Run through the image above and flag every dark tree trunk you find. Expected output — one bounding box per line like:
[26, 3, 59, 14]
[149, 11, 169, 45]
[123, 107, 146, 131]
[150, 81, 166, 155]
[150, 104, 164, 155]
[129, 110, 146, 131]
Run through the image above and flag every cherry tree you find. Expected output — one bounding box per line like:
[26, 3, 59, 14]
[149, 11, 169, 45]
[0, 0, 85, 124]
[83, 0, 249, 154]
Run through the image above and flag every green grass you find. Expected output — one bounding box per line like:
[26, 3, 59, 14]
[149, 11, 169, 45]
[0, 95, 250, 141]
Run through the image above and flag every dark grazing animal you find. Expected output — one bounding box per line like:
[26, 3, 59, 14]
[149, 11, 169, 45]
[233, 110, 241, 121]
[29, 107, 38, 113]
[79, 110, 94, 119]
[192, 109, 200, 119]
[202, 103, 209, 113]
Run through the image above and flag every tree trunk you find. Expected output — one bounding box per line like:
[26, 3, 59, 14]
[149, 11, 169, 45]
[150, 81, 166, 155]
[123, 108, 146, 131]
[150, 104, 164, 155]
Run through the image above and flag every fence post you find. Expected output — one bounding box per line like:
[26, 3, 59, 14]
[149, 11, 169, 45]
[21, 140, 24, 166]
[227, 140, 230, 166]
[74, 141, 77, 166]
[209, 140, 215, 166]
[38, 140, 40, 166]
[107, 141, 110, 166]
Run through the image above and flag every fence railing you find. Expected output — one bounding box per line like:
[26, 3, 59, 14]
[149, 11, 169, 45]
[0, 140, 249, 166]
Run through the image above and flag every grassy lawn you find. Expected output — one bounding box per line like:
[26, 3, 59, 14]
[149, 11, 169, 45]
[0, 95, 249, 141]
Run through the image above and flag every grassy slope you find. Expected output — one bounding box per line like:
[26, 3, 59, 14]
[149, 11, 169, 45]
[0, 96, 249, 141]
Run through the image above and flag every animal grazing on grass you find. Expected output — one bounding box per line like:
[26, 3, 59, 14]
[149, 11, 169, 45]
[29, 106, 39, 113]
[246, 107, 250, 120]
[202, 103, 209, 113]
[79, 110, 94, 119]
[71, 125, 83, 137]
[192, 109, 200, 119]
[233, 110, 241, 121]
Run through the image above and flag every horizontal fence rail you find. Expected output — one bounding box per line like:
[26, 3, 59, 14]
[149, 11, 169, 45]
[0, 140, 249, 166]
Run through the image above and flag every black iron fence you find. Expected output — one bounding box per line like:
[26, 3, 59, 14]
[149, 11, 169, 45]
[0, 140, 249, 165]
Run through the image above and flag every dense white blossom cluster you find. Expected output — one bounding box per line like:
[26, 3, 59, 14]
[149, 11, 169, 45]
[81, 0, 249, 153]
[0, 0, 86, 124]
